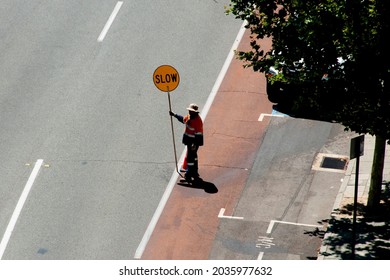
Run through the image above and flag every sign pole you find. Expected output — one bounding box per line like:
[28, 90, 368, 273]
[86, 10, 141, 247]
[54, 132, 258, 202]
[153, 65, 182, 177]
[350, 135, 364, 259]
[352, 150, 360, 259]
[167, 87, 181, 177]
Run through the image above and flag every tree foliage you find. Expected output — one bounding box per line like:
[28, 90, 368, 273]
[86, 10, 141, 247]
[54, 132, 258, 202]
[227, 0, 389, 213]
[227, 0, 389, 139]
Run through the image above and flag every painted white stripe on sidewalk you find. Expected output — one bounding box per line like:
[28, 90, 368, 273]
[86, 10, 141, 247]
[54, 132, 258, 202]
[0, 159, 44, 259]
[97, 1, 123, 42]
[134, 21, 247, 259]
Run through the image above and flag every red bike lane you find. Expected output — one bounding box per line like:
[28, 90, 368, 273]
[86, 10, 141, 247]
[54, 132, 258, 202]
[141, 31, 273, 259]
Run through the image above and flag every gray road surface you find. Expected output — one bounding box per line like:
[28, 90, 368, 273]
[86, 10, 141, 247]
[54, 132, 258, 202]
[0, 0, 242, 259]
[209, 116, 353, 260]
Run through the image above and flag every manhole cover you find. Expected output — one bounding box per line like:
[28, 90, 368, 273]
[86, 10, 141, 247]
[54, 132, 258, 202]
[312, 153, 349, 173]
[321, 157, 348, 170]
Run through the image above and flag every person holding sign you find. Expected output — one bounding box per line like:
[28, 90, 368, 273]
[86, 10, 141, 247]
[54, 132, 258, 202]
[170, 104, 203, 182]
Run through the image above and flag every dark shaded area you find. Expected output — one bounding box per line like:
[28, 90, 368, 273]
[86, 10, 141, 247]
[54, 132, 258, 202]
[304, 227, 326, 238]
[265, 77, 350, 124]
[319, 183, 390, 259]
[178, 177, 218, 194]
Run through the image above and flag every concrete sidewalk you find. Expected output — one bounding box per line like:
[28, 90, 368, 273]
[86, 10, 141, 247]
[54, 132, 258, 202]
[319, 135, 390, 259]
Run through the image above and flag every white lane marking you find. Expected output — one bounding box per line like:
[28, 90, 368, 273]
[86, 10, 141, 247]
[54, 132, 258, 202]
[257, 251, 264, 260]
[259, 110, 288, 121]
[97, 1, 123, 42]
[256, 236, 275, 249]
[266, 219, 322, 234]
[258, 113, 285, 122]
[0, 159, 44, 259]
[218, 208, 244, 220]
[200, 21, 247, 120]
[133, 155, 183, 259]
[134, 21, 248, 259]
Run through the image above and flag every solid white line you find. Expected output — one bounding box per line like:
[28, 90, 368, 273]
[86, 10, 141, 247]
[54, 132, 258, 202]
[0, 159, 44, 259]
[218, 208, 244, 220]
[257, 251, 264, 260]
[258, 113, 285, 122]
[218, 208, 225, 217]
[134, 21, 248, 259]
[97, 1, 123, 42]
[200, 21, 247, 120]
[266, 219, 322, 234]
[266, 220, 276, 234]
[133, 163, 181, 259]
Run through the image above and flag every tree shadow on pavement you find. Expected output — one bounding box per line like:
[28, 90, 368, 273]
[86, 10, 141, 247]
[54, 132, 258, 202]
[304, 226, 326, 238]
[177, 178, 218, 194]
[319, 185, 390, 259]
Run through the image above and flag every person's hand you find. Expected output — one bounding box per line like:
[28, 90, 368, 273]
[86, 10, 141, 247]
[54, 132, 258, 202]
[169, 111, 175, 117]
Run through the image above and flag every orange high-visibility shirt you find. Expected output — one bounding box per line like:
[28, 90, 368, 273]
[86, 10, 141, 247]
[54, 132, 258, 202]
[182, 114, 203, 146]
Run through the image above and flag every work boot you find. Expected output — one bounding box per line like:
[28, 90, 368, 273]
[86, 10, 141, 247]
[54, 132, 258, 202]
[184, 173, 193, 182]
[185, 170, 200, 182]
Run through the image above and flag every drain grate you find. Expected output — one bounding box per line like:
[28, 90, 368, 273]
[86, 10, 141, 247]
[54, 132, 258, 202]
[312, 153, 349, 173]
[321, 157, 348, 170]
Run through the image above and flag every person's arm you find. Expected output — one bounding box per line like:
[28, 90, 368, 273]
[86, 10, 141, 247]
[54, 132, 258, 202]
[169, 111, 184, 123]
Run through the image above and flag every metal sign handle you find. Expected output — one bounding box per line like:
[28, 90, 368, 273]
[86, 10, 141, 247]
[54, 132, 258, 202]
[167, 89, 183, 178]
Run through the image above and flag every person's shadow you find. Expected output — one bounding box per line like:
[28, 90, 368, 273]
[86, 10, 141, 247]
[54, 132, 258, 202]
[178, 177, 218, 194]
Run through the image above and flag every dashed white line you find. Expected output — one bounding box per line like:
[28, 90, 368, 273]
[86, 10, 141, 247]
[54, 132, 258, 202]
[0, 159, 44, 259]
[97, 1, 123, 42]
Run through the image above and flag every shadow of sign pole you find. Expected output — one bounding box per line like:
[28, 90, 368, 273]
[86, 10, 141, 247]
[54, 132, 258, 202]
[350, 135, 365, 259]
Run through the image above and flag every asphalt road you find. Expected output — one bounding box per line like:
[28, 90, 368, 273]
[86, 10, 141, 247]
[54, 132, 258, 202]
[209, 116, 352, 259]
[0, 0, 242, 259]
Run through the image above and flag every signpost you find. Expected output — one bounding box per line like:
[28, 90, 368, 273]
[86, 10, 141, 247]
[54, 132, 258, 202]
[349, 135, 365, 259]
[153, 65, 181, 176]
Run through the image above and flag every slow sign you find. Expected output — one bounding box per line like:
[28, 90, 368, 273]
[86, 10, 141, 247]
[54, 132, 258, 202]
[153, 65, 180, 92]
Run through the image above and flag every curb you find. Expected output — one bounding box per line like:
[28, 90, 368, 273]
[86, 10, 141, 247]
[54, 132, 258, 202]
[318, 156, 354, 260]
[318, 135, 390, 260]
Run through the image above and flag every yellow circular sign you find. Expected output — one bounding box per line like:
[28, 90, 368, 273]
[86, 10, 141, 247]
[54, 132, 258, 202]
[153, 65, 180, 92]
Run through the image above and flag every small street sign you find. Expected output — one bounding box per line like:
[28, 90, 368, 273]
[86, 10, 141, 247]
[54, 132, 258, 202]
[350, 135, 364, 159]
